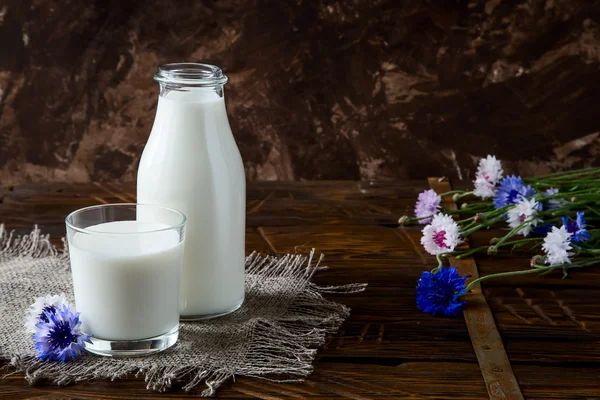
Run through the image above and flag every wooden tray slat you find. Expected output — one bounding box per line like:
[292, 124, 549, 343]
[429, 177, 524, 400]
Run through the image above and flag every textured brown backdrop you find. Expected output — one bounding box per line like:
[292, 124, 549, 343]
[0, 0, 599, 184]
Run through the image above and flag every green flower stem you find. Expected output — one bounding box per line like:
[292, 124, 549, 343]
[445, 205, 494, 215]
[453, 191, 474, 201]
[454, 237, 542, 260]
[438, 190, 468, 197]
[525, 168, 600, 182]
[538, 200, 598, 218]
[454, 246, 490, 259]
[532, 181, 600, 192]
[529, 242, 543, 251]
[459, 220, 480, 232]
[487, 220, 529, 251]
[460, 214, 507, 237]
[535, 167, 598, 178]
[452, 205, 510, 227]
[537, 188, 600, 198]
[505, 237, 543, 249]
[433, 251, 466, 270]
[464, 268, 542, 291]
[398, 215, 434, 224]
[585, 205, 600, 218]
[464, 257, 600, 292]
[436, 253, 444, 268]
[535, 176, 600, 184]
[532, 177, 598, 184]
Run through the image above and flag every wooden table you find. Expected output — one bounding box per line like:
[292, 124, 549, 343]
[0, 181, 597, 399]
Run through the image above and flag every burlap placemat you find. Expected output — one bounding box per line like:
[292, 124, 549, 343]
[0, 225, 366, 396]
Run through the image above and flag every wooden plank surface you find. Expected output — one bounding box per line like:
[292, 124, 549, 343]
[0, 181, 598, 399]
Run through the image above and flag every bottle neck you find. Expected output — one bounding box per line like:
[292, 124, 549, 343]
[158, 83, 224, 101]
[154, 63, 228, 101]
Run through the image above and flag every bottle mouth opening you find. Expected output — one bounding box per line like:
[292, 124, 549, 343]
[154, 63, 228, 87]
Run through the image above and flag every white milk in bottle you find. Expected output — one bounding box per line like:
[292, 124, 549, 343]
[137, 63, 245, 319]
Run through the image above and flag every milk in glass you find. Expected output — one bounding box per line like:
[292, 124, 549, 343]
[137, 64, 245, 319]
[69, 221, 183, 340]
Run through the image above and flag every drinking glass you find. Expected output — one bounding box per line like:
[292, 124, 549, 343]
[65, 203, 186, 357]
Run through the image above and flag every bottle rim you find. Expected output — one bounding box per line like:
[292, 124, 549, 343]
[154, 63, 228, 87]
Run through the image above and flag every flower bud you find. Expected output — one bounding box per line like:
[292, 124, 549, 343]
[530, 255, 544, 267]
[398, 216, 410, 226]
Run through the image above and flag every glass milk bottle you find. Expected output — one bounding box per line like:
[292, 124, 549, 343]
[138, 63, 245, 320]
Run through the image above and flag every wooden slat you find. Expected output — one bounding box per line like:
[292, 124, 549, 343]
[429, 177, 524, 400]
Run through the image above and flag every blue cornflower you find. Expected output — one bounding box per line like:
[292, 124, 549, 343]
[33, 304, 92, 362]
[493, 175, 536, 209]
[39, 305, 57, 323]
[24, 293, 71, 334]
[416, 266, 467, 316]
[562, 212, 590, 243]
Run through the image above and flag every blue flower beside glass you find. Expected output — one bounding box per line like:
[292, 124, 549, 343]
[34, 304, 92, 362]
[25, 294, 91, 362]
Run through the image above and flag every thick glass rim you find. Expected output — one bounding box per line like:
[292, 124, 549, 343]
[154, 62, 228, 87]
[65, 203, 187, 236]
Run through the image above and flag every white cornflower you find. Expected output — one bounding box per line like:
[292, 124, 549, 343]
[24, 293, 70, 334]
[421, 213, 461, 255]
[542, 226, 573, 266]
[506, 198, 542, 236]
[473, 155, 504, 199]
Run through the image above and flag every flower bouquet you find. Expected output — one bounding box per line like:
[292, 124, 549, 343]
[400, 156, 600, 316]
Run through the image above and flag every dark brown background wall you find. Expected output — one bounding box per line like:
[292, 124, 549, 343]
[0, 0, 599, 184]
